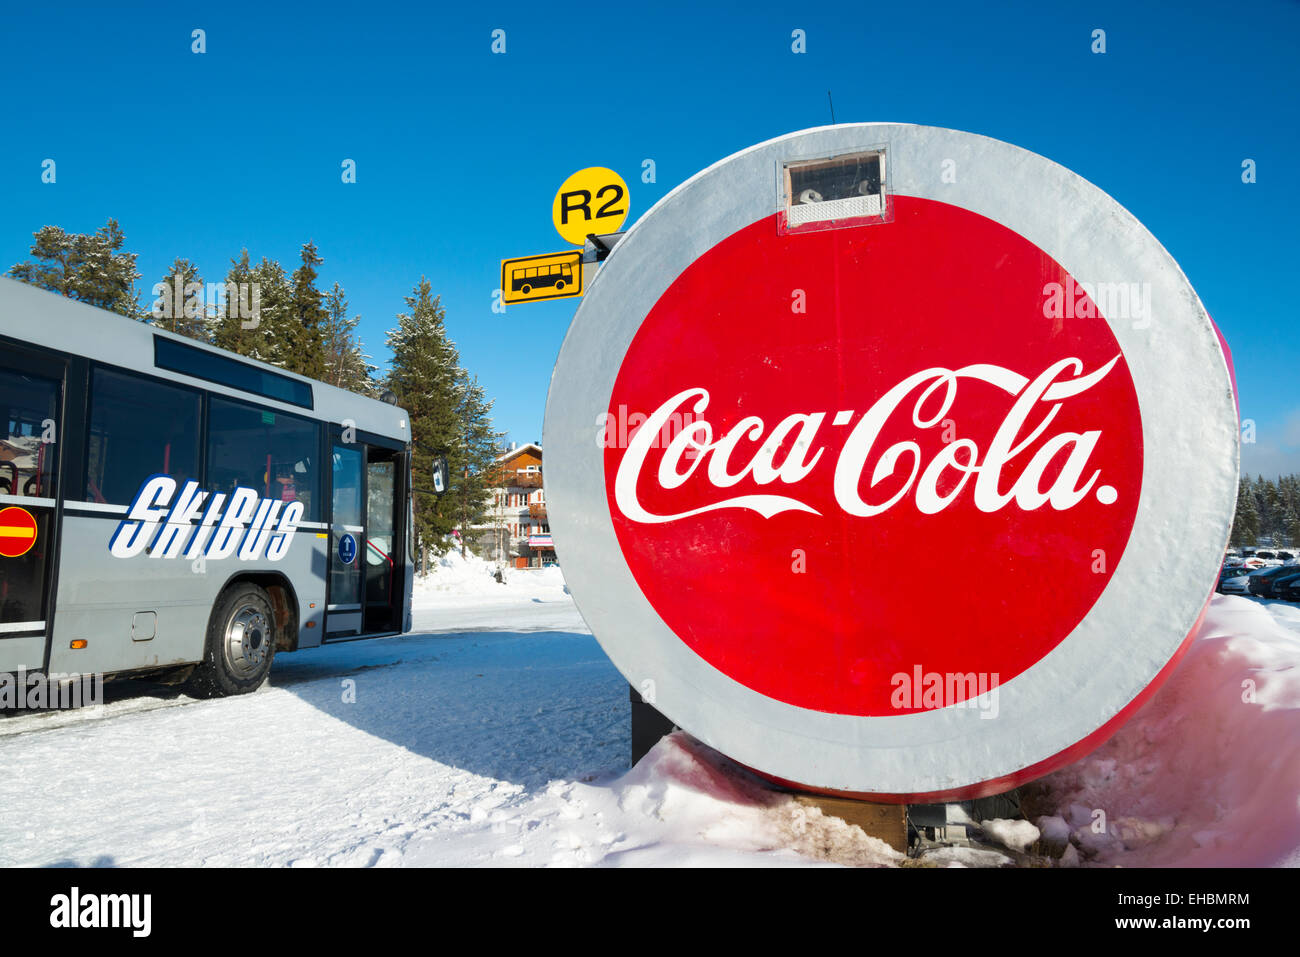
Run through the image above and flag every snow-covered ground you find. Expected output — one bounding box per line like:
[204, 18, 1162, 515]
[0, 552, 1296, 867]
[1030, 595, 1300, 868]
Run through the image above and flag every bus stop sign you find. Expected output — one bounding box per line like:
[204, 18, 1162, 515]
[501, 250, 583, 305]
[543, 124, 1239, 802]
[552, 167, 629, 246]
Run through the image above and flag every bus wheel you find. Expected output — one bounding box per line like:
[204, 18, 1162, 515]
[521, 284, 532, 294]
[555, 280, 565, 291]
[186, 582, 277, 698]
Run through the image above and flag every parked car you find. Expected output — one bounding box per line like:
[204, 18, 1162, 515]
[1246, 564, 1300, 599]
[1217, 567, 1247, 593]
[1220, 570, 1254, 595]
[1277, 576, 1300, 602]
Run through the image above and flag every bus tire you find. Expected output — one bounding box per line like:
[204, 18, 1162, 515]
[186, 582, 277, 698]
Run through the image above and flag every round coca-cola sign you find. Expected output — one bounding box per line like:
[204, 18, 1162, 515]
[544, 125, 1238, 801]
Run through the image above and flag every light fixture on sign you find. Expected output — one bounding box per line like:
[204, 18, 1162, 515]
[779, 148, 889, 234]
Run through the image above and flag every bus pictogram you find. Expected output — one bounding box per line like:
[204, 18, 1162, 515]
[512, 261, 574, 296]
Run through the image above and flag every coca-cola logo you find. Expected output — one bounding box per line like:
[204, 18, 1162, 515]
[603, 197, 1144, 716]
[614, 356, 1121, 523]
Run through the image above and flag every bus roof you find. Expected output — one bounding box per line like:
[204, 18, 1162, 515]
[0, 276, 409, 442]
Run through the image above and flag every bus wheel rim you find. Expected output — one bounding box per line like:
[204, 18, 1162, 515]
[225, 603, 270, 678]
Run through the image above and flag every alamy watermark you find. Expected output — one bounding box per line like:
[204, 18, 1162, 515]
[50, 887, 150, 937]
[597, 404, 702, 453]
[1043, 278, 1151, 329]
[891, 666, 1000, 719]
[150, 275, 261, 329]
[0, 667, 103, 713]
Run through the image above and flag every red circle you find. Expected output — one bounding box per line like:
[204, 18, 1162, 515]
[0, 506, 38, 559]
[603, 197, 1143, 716]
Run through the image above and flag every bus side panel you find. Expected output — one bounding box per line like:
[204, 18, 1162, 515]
[294, 529, 328, 649]
[0, 637, 46, 672]
[47, 515, 326, 677]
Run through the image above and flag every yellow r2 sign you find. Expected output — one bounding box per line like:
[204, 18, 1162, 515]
[552, 167, 629, 246]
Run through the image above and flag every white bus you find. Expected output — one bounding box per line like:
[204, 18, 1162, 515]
[0, 276, 424, 697]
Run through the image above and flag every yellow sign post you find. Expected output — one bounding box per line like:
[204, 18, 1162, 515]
[552, 167, 629, 246]
[500, 250, 584, 305]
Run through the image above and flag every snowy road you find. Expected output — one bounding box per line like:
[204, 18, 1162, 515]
[0, 585, 628, 867]
[1, 557, 1297, 867]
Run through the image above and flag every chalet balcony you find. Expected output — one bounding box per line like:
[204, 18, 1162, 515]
[529, 503, 547, 521]
[512, 471, 543, 489]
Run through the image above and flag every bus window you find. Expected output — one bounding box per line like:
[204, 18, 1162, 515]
[207, 396, 321, 521]
[0, 369, 58, 500]
[86, 368, 200, 505]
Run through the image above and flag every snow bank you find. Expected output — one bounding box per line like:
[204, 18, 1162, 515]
[595, 733, 903, 866]
[414, 549, 567, 603]
[1033, 595, 1300, 867]
[403, 732, 903, 867]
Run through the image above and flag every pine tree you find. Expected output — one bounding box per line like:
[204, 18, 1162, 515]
[285, 242, 328, 379]
[1262, 478, 1283, 542]
[450, 370, 506, 557]
[1252, 476, 1271, 544]
[1283, 476, 1299, 519]
[8, 219, 142, 317]
[386, 279, 466, 556]
[1231, 476, 1260, 546]
[148, 257, 209, 341]
[211, 250, 262, 356]
[247, 257, 292, 365]
[1286, 509, 1300, 548]
[321, 282, 378, 395]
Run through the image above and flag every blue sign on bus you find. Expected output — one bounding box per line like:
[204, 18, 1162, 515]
[338, 533, 357, 566]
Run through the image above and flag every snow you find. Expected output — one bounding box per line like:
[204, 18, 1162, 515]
[1032, 595, 1300, 867]
[0, 554, 1297, 868]
[917, 845, 1012, 868]
[979, 818, 1040, 854]
[415, 549, 567, 602]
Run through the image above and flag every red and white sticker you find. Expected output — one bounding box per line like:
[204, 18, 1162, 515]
[0, 506, 38, 558]
[545, 125, 1238, 801]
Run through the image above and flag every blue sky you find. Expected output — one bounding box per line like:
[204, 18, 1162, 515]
[2, 1, 1297, 471]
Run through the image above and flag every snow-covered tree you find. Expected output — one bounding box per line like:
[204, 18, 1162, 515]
[1231, 476, 1260, 546]
[149, 257, 209, 341]
[321, 282, 378, 396]
[386, 279, 501, 559]
[8, 219, 142, 318]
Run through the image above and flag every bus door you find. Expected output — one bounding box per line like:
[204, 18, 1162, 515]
[327, 441, 365, 638]
[326, 438, 405, 639]
[363, 445, 404, 634]
[0, 348, 64, 673]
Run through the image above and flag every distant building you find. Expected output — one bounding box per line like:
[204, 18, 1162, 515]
[468, 443, 554, 568]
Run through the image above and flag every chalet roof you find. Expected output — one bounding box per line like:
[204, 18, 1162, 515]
[496, 443, 542, 465]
